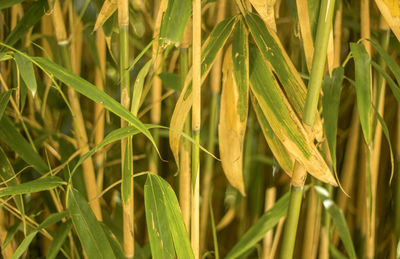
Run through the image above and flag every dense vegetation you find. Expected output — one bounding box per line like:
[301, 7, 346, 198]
[0, 0, 400, 258]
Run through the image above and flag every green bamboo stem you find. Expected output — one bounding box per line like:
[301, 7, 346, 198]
[118, 0, 134, 257]
[191, 0, 202, 257]
[280, 1, 336, 258]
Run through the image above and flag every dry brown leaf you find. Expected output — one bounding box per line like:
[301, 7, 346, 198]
[218, 46, 247, 195]
[94, 0, 118, 31]
[375, 0, 400, 41]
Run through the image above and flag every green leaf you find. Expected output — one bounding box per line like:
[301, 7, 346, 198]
[0, 115, 49, 174]
[225, 192, 290, 259]
[322, 67, 344, 169]
[131, 60, 152, 115]
[249, 46, 336, 185]
[32, 56, 158, 155]
[14, 51, 37, 96]
[350, 42, 372, 144]
[144, 174, 194, 259]
[0, 0, 25, 10]
[371, 61, 400, 104]
[159, 72, 181, 91]
[0, 176, 66, 198]
[252, 97, 294, 174]
[37, 211, 69, 230]
[246, 12, 306, 118]
[0, 90, 11, 119]
[68, 188, 116, 259]
[232, 17, 249, 122]
[11, 231, 38, 259]
[5, 0, 49, 46]
[47, 220, 73, 259]
[315, 186, 357, 259]
[159, 0, 191, 46]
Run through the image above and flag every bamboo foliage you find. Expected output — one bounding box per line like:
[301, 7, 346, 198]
[1, 1, 400, 258]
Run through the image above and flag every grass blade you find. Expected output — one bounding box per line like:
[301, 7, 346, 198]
[32, 56, 159, 154]
[67, 188, 116, 259]
[350, 42, 372, 144]
[249, 46, 336, 186]
[315, 186, 357, 259]
[47, 220, 73, 259]
[322, 67, 344, 169]
[14, 51, 37, 96]
[0, 90, 12, 119]
[144, 174, 194, 259]
[159, 0, 191, 46]
[225, 192, 290, 259]
[11, 231, 38, 259]
[0, 115, 48, 174]
[0, 176, 66, 198]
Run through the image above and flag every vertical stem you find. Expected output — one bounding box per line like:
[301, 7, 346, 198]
[263, 187, 276, 259]
[200, 0, 226, 253]
[94, 28, 106, 191]
[191, 0, 201, 257]
[48, 0, 102, 220]
[179, 47, 191, 231]
[280, 0, 336, 258]
[118, 0, 134, 257]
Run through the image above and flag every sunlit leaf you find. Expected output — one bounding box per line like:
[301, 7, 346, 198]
[0, 176, 66, 197]
[14, 51, 37, 96]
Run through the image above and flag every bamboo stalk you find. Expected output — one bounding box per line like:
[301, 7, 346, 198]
[47, 0, 102, 220]
[200, 0, 226, 253]
[280, 1, 336, 258]
[263, 187, 276, 259]
[118, 0, 134, 257]
[94, 28, 106, 191]
[191, 0, 202, 256]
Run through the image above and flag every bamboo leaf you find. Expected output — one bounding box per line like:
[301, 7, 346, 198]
[68, 188, 117, 259]
[322, 67, 344, 169]
[0, 176, 66, 197]
[0, 90, 12, 119]
[32, 56, 159, 155]
[350, 42, 372, 145]
[315, 186, 357, 259]
[371, 61, 400, 104]
[11, 231, 38, 259]
[225, 192, 290, 259]
[218, 18, 249, 195]
[0, 0, 25, 10]
[159, 0, 192, 46]
[248, 0, 277, 30]
[374, 0, 400, 42]
[47, 220, 73, 259]
[159, 72, 181, 91]
[94, 0, 118, 31]
[249, 47, 336, 186]
[252, 96, 295, 175]
[0, 115, 48, 174]
[37, 211, 69, 230]
[144, 174, 194, 259]
[131, 60, 151, 115]
[169, 17, 237, 166]
[14, 51, 37, 96]
[4, 0, 49, 46]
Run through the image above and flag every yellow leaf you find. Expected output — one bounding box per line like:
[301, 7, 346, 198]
[249, 0, 277, 31]
[218, 46, 248, 195]
[94, 0, 118, 32]
[375, 0, 400, 42]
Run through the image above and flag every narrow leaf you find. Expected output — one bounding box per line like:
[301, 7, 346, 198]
[315, 186, 357, 259]
[94, 0, 118, 31]
[322, 67, 344, 169]
[159, 0, 191, 46]
[144, 174, 194, 259]
[169, 17, 237, 166]
[225, 192, 290, 259]
[32, 56, 159, 154]
[47, 220, 73, 259]
[68, 188, 116, 259]
[0, 176, 66, 198]
[0, 0, 25, 10]
[0, 115, 48, 174]
[350, 42, 372, 144]
[14, 52, 37, 96]
[249, 47, 336, 186]
[11, 231, 38, 259]
[37, 211, 69, 230]
[0, 90, 12, 119]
